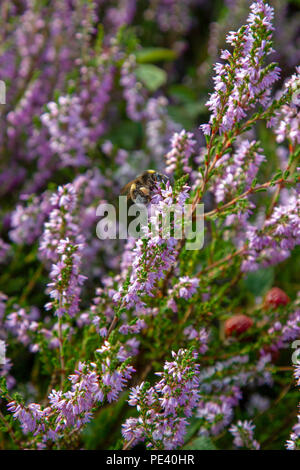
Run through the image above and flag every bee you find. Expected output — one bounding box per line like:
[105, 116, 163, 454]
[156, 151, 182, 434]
[120, 170, 169, 205]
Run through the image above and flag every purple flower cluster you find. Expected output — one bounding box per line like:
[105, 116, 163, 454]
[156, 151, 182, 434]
[0, 294, 16, 389]
[2, 1, 97, 180]
[9, 192, 52, 245]
[144, 0, 196, 34]
[41, 96, 89, 168]
[114, 182, 190, 311]
[0, 291, 40, 354]
[8, 342, 135, 446]
[48, 363, 103, 429]
[197, 397, 235, 436]
[230, 420, 260, 449]
[261, 308, 300, 358]
[183, 326, 209, 354]
[212, 140, 265, 203]
[122, 349, 200, 449]
[200, 0, 280, 136]
[195, 354, 273, 436]
[165, 130, 196, 177]
[121, 55, 146, 122]
[39, 184, 83, 263]
[39, 321, 74, 351]
[1, 0, 299, 451]
[146, 97, 179, 162]
[7, 401, 49, 436]
[273, 67, 300, 146]
[167, 277, 200, 314]
[287, 365, 300, 450]
[198, 354, 270, 389]
[45, 237, 87, 318]
[38, 183, 87, 318]
[170, 276, 199, 300]
[5, 306, 40, 349]
[104, 0, 137, 33]
[241, 192, 300, 271]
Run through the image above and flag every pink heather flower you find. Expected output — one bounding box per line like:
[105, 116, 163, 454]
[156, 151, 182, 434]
[46, 237, 87, 317]
[230, 420, 260, 449]
[39, 184, 88, 318]
[39, 183, 84, 263]
[122, 349, 200, 449]
[8, 347, 135, 443]
[105, 0, 136, 32]
[165, 130, 196, 176]
[273, 67, 300, 146]
[212, 140, 265, 203]
[145, 0, 195, 34]
[9, 192, 52, 245]
[120, 55, 146, 121]
[199, 124, 211, 136]
[5, 306, 40, 348]
[146, 96, 179, 159]
[195, 352, 274, 437]
[183, 326, 209, 354]
[287, 364, 300, 450]
[197, 400, 234, 436]
[7, 401, 50, 435]
[241, 192, 300, 272]
[116, 182, 190, 312]
[170, 276, 199, 300]
[200, 1, 280, 135]
[41, 95, 89, 167]
[260, 309, 300, 357]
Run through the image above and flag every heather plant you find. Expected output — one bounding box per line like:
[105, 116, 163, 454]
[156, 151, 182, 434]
[0, 0, 299, 451]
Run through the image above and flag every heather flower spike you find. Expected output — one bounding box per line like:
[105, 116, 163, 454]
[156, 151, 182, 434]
[0, 0, 299, 452]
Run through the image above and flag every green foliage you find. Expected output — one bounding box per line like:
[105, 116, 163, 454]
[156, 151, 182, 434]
[243, 267, 275, 297]
[135, 48, 178, 63]
[135, 64, 167, 91]
[184, 436, 217, 450]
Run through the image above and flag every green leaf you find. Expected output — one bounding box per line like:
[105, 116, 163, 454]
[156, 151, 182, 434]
[184, 436, 217, 450]
[95, 24, 104, 53]
[243, 266, 274, 297]
[135, 64, 167, 91]
[32, 115, 42, 129]
[105, 120, 142, 149]
[135, 48, 177, 63]
[168, 103, 204, 128]
[251, 177, 258, 188]
[0, 376, 8, 397]
[169, 84, 197, 102]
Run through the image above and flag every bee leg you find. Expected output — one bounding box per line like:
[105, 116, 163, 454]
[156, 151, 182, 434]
[138, 186, 151, 204]
[139, 186, 150, 197]
[129, 183, 137, 202]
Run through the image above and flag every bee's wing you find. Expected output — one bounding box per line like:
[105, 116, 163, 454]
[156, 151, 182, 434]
[120, 181, 133, 198]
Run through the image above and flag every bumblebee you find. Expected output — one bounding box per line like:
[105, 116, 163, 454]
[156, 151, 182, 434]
[120, 169, 169, 204]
